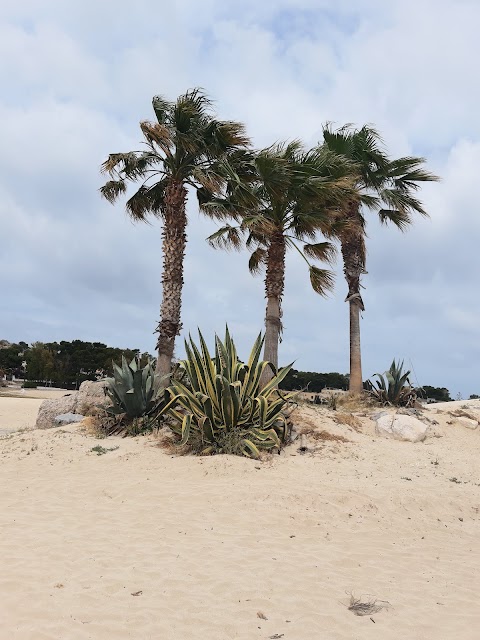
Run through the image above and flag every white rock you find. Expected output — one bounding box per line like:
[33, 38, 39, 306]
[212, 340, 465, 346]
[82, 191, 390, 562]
[375, 413, 428, 442]
[457, 417, 478, 430]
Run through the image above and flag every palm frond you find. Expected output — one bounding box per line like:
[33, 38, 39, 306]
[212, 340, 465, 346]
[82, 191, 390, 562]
[101, 153, 132, 176]
[173, 88, 212, 134]
[204, 120, 250, 152]
[303, 241, 337, 264]
[191, 167, 225, 193]
[152, 94, 172, 124]
[379, 187, 428, 223]
[248, 247, 267, 275]
[125, 185, 151, 221]
[377, 208, 412, 231]
[309, 265, 335, 297]
[207, 225, 244, 250]
[125, 180, 167, 220]
[99, 179, 127, 204]
[322, 123, 389, 189]
[198, 192, 245, 221]
[388, 157, 440, 190]
[140, 121, 173, 155]
[254, 149, 291, 201]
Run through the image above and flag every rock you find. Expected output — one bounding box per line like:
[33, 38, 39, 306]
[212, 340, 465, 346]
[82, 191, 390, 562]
[457, 417, 478, 430]
[372, 410, 389, 421]
[54, 413, 85, 425]
[36, 395, 77, 430]
[375, 413, 428, 442]
[76, 380, 110, 415]
[36, 380, 110, 429]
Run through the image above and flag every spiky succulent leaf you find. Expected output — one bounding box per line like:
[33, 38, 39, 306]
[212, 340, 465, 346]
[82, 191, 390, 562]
[159, 328, 294, 458]
[368, 359, 417, 407]
[105, 356, 166, 420]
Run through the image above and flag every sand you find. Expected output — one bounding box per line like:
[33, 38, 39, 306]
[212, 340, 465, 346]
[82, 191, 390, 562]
[1, 396, 480, 639]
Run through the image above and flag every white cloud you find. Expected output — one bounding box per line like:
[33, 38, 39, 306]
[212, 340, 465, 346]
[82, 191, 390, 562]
[1, 0, 479, 396]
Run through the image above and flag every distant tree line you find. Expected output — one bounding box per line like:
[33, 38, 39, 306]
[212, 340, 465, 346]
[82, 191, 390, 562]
[418, 385, 452, 402]
[279, 368, 349, 392]
[1, 340, 475, 399]
[0, 340, 152, 389]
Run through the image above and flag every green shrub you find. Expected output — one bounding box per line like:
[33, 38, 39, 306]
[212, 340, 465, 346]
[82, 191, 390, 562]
[22, 381, 38, 389]
[160, 328, 294, 458]
[368, 360, 416, 407]
[104, 356, 165, 434]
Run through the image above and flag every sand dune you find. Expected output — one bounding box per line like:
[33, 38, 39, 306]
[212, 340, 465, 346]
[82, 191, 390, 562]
[1, 398, 479, 639]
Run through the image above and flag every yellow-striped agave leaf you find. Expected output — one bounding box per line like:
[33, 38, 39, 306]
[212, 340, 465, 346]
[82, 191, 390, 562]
[162, 328, 293, 458]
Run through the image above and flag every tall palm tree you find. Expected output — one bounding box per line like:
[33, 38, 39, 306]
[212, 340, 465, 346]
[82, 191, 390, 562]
[100, 89, 250, 381]
[322, 124, 439, 393]
[202, 141, 356, 381]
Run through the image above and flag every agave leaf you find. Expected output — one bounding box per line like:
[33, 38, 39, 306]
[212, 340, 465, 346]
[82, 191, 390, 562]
[255, 396, 268, 429]
[259, 362, 294, 397]
[196, 331, 219, 406]
[179, 414, 192, 446]
[241, 439, 261, 458]
[162, 330, 292, 457]
[199, 415, 214, 443]
[368, 358, 416, 407]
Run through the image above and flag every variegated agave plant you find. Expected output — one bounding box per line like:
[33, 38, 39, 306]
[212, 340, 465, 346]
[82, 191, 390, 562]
[160, 328, 294, 458]
[104, 356, 165, 434]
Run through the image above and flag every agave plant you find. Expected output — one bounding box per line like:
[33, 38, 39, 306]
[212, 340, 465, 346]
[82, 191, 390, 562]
[104, 356, 165, 434]
[160, 328, 294, 458]
[368, 359, 417, 407]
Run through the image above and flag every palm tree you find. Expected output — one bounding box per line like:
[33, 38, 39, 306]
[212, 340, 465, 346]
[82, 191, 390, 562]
[322, 124, 439, 393]
[100, 89, 250, 381]
[203, 141, 356, 382]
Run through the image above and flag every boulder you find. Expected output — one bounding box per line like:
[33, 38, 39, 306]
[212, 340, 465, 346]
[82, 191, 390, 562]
[36, 395, 77, 430]
[54, 413, 85, 425]
[35, 380, 110, 429]
[75, 380, 110, 415]
[457, 417, 478, 430]
[375, 413, 428, 443]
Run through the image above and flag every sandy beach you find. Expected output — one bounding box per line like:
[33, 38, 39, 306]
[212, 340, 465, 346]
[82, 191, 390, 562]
[1, 392, 480, 639]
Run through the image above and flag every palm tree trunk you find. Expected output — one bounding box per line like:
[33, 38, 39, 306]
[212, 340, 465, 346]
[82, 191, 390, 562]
[349, 298, 362, 393]
[340, 202, 366, 394]
[155, 180, 188, 384]
[261, 231, 286, 386]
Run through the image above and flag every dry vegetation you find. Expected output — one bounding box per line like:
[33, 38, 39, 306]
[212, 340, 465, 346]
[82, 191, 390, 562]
[333, 412, 363, 432]
[306, 429, 350, 443]
[336, 392, 376, 412]
[347, 593, 391, 616]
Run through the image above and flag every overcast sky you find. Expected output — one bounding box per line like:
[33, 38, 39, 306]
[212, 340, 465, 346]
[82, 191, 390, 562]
[1, 0, 479, 396]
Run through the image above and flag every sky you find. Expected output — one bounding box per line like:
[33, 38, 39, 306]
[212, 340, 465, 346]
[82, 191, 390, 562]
[1, 0, 479, 397]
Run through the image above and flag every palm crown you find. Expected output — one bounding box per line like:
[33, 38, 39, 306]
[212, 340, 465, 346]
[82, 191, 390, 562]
[205, 140, 357, 296]
[322, 123, 439, 230]
[100, 88, 250, 219]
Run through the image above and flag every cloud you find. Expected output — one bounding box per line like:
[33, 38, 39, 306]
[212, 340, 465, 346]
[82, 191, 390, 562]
[1, 0, 479, 396]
